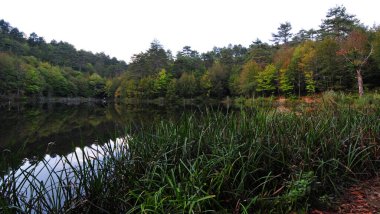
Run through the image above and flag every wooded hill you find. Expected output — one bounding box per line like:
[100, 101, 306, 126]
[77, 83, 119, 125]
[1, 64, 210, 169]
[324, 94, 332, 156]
[1, 5, 380, 99]
[0, 20, 127, 98]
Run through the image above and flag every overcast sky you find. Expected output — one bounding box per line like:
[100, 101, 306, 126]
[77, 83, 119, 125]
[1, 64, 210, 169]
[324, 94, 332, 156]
[0, 0, 379, 62]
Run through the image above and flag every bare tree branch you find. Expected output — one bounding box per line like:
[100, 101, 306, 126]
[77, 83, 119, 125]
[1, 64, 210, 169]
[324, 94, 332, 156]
[360, 44, 373, 67]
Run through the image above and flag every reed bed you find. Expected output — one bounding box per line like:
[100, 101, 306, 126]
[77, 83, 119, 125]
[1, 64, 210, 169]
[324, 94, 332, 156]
[1, 93, 379, 213]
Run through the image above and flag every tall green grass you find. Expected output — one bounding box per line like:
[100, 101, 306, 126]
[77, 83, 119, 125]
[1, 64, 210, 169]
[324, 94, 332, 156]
[1, 95, 379, 213]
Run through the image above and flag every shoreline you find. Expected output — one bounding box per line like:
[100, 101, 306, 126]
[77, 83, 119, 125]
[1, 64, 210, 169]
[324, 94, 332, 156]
[0, 95, 105, 105]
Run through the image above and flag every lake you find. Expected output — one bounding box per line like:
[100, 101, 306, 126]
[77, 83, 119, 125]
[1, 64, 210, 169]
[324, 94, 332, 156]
[0, 101, 208, 164]
[0, 101, 224, 211]
[1, 96, 379, 213]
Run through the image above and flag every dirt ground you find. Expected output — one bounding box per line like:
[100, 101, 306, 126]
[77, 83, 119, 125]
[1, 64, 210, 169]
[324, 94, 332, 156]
[311, 176, 380, 214]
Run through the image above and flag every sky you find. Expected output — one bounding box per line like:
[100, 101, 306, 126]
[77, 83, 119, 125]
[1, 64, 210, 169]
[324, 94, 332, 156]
[0, 0, 379, 62]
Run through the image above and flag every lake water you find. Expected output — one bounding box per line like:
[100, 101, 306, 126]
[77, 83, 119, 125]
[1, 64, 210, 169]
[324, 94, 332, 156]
[0, 101, 203, 164]
[0, 101, 219, 211]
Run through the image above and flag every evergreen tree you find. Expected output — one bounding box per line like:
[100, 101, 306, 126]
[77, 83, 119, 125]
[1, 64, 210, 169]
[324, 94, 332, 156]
[272, 22, 293, 45]
[319, 5, 360, 39]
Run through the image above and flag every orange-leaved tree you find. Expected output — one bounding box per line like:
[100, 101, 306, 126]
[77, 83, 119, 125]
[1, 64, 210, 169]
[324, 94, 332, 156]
[337, 30, 373, 96]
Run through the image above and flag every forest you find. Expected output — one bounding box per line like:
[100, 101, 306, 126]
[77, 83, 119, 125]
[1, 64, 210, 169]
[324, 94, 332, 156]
[1, 5, 380, 100]
[1, 5, 380, 213]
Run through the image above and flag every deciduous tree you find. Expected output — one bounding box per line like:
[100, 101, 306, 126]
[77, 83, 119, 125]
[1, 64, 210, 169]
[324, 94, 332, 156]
[337, 30, 373, 96]
[239, 60, 261, 97]
[256, 64, 277, 95]
[176, 72, 197, 98]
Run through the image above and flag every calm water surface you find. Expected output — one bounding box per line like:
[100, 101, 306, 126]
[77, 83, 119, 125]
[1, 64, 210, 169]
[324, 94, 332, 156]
[0, 101, 230, 172]
[0, 101, 219, 210]
[0, 102, 201, 160]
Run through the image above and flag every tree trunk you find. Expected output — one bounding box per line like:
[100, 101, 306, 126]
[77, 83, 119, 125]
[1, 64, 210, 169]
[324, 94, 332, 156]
[298, 79, 301, 98]
[356, 69, 364, 97]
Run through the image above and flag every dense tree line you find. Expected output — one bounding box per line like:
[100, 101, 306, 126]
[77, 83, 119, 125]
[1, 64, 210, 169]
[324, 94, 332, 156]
[1, 5, 380, 99]
[0, 19, 127, 98]
[0, 53, 108, 97]
[108, 5, 380, 100]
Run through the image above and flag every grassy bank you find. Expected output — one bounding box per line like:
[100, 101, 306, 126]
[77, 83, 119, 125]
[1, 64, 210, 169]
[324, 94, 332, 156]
[1, 93, 379, 213]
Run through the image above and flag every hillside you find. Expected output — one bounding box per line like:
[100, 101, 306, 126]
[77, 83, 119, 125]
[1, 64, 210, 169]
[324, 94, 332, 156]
[0, 19, 127, 98]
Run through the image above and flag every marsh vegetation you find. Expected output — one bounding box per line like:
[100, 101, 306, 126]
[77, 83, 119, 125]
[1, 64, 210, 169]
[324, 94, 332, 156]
[1, 92, 379, 213]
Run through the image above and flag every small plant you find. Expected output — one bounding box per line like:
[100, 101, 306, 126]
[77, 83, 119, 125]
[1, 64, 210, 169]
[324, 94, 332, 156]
[283, 171, 315, 211]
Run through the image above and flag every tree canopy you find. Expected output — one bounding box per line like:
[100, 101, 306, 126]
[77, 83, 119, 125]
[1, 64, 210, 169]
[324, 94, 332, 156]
[1, 5, 379, 99]
[272, 22, 293, 45]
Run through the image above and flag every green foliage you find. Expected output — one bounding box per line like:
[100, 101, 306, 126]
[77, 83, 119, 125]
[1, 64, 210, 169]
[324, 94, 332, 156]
[0, 19, 127, 99]
[207, 61, 230, 97]
[247, 39, 274, 66]
[165, 78, 177, 100]
[239, 60, 261, 97]
[0, 52, 112, 98]
[104, 79, 115, 98]
[287, 45, 303, 96]
[280, 171, 315, 211]
[279, 68, 293, 95]
[0, 52, 19, 94]
[272, 22, 293, 44]
[176, 72, 198, 98]
[39, 63, 70, 96]
[0, 19, 127, 79]
[292, 29, 317, 44]
[304, 71, 316, 94]
[314, 38, 348, 90]
[285, 41, 318, 95]
[373, 30, 380, 69]
[72, 73, 91, 97]
[319, 5, 360, 39]
[200, 70, 212, 96]
[127, 40, 171, 78]
[23, 65, 44, 95]
[89, 73, 105, 97]
[299, 42, 317, 94]
[227, 66, 241, 96]
[154, 69, 171, 96]
[138, 75, 156, 98]
[173, 46, 205, 77]
[256, 64, 277, 95]
[2, 9, 380, 100]
[125, 79, 138, 98]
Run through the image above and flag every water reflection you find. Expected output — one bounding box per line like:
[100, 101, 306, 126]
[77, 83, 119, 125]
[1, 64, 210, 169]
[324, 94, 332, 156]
[0, 101, 228, 211]
[0, 102, 179, 166]
[0, 102, 216, 176]
[2, 137, 128, 212]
